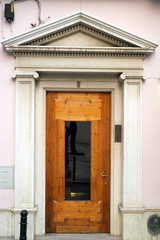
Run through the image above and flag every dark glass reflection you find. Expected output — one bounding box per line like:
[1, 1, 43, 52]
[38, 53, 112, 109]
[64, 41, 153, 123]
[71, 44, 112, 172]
[65, 121, 91, 201]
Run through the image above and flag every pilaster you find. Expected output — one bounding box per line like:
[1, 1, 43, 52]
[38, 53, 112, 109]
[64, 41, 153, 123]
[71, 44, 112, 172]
[12, 71, 39, 240]
[120, 73, 144, 240]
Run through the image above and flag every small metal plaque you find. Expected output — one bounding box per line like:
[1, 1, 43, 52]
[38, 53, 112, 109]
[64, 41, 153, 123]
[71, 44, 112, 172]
[148, 214, 160, 236]
[115, 125, 121, 142]
[77, 81, 81, 88]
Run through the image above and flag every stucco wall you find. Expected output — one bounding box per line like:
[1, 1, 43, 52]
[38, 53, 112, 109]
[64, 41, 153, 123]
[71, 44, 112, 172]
[0, 0, 160, 208]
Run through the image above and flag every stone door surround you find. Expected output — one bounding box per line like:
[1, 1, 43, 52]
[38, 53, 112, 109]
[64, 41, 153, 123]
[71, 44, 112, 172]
[2, 12, 157, 240]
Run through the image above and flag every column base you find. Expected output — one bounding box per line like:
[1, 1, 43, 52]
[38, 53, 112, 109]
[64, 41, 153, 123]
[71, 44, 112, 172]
[119, 205, 144, 240]
[13, 207, 37, 240]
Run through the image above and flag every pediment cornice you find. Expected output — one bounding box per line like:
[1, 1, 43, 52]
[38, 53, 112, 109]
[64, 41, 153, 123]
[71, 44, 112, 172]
[5, 45, 154, 58]
[1, 11, 158, 57]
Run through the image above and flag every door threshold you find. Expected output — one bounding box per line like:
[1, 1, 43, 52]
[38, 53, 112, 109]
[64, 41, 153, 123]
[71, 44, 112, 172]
[35, 233, 122, 240]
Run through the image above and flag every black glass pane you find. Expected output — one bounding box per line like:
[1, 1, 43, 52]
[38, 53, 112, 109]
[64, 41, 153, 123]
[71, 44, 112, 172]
[65, 121, 91, 201]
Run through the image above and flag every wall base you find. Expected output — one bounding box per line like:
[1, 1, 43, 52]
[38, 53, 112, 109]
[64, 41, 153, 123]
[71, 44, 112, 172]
[1, 207, 160, 240]
[0, 209, 13, 237]
[13, 208, 37, 240]
[119, 205, 160, 240]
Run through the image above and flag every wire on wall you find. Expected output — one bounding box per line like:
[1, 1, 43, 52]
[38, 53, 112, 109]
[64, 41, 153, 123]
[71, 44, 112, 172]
[10, 0, 43, 26]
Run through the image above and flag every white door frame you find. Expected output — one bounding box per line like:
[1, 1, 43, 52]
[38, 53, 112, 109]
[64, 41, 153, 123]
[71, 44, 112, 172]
[12, 70, 143, 240]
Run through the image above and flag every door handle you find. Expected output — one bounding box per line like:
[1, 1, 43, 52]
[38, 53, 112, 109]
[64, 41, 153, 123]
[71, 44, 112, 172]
[101, 168, 108, 178]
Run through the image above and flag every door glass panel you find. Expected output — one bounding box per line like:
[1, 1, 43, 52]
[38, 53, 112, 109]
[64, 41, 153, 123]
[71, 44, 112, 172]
[65, 121, 91, 201]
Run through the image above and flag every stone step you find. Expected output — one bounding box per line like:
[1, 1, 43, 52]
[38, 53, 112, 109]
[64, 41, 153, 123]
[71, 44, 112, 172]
[0, 234, 122, 240]
[36, 233, 122, 240]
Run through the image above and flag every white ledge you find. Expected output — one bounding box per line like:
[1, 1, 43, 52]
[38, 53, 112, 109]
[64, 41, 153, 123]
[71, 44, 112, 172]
[119, 204, 145, 214]
[12, 206, 38, 213]
[39, 68, 123, 74]
[0, 208, 13, 212]
[5, 46, 155, 56]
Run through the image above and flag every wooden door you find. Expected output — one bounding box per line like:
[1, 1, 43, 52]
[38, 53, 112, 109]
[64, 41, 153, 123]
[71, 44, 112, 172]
[46, 92, 111, 233]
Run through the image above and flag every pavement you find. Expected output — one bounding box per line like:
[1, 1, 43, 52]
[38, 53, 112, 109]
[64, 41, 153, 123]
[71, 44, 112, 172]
[0, 234, 122, 240]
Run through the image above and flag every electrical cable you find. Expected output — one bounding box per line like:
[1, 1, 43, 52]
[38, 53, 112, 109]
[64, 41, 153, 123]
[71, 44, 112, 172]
[35, 0, 41, 25]
[10, 0, 42, 26]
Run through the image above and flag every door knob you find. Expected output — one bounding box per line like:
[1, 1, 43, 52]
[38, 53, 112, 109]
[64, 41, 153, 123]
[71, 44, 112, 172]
[101, 168, 108, 178]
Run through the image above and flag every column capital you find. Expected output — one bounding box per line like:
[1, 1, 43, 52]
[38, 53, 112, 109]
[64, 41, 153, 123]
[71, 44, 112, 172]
[119, 73, 146, 82]
[12, 71, 39, 80]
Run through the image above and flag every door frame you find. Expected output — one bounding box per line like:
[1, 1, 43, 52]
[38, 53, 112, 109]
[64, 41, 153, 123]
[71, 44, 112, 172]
[35, 75, 122, 236]
[12, 70, 143, 239]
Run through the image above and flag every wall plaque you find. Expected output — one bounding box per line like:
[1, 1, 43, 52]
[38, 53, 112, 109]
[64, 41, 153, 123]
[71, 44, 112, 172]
[115, 125, 121, 142]
[0, 167, 14, 188]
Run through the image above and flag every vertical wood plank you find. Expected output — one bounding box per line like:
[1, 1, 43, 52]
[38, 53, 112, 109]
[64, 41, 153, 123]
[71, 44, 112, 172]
[91, 120, 101, 202]
[100, 93, 111, 232]
[46, 92, 58, 232]
[56, 119, 65, 202]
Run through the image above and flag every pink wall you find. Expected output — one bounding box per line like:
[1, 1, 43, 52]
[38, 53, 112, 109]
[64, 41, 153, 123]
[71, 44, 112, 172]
[0, 0, 160, 208]
[143, 78, 160, 207]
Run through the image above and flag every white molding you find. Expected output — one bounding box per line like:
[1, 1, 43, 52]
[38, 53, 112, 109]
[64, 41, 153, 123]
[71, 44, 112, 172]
[0, 208, 13, 211]
[12, 207, 37, 214]
[4, 46, 154, 58]
[119, 204, 145, 214]
[144, 208, 160, 212]
[119, 73, 146, 82]
[34, 79, 122, 236]
[12, 70, 143, 239]
[12, 71, 39, 80]
[15, 77, 36, 209]
[14, 75, 36, 240]
[13, 68, 142, 75]
[122, 77, 142, 208]
[120, 74, 143, 240]
[1, 12, 158, 50]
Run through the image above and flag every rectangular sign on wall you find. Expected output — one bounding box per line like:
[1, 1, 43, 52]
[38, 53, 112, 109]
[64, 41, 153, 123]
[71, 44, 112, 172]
[0, 167, 14, 188]
[115, 125, 121, 142]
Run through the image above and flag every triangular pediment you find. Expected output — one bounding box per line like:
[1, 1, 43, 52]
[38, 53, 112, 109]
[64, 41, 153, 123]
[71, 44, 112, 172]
[25, 20, 135, 48]
[2, 11, 157, 56]
[45, 31, 115, 47]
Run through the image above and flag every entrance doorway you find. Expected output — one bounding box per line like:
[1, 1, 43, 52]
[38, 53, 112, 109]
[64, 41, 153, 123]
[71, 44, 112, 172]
[46, 92, 111, 233]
